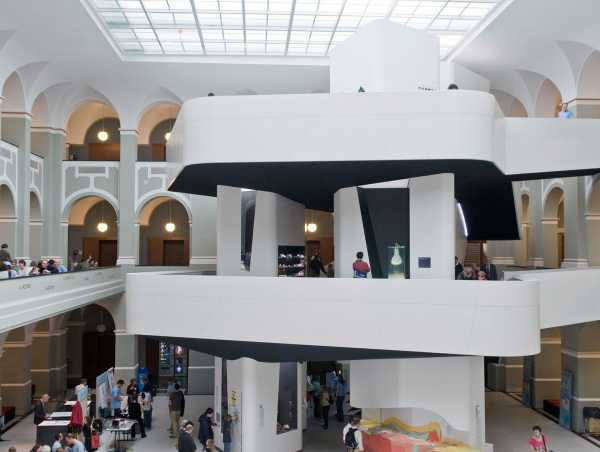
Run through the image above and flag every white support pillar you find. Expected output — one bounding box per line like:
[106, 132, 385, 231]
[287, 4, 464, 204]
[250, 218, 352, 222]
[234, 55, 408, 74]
[561, 176, 589, 268]
[117, 130, 138, 266]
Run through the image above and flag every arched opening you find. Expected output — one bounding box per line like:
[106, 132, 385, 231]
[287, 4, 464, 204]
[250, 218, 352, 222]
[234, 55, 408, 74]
[578, 51, 600, 99]
[543, 186, 565, 268]
[586, 177, 600, 265]
[1, 72, 26, 142]
[29, 191, 42, 260]
[519, 193, 530, 266]
[66, 101, 120, 161]
[138, 196, 190, 266]
[67, 196, 118, 267]
[491, 89, 529, 118]
[0, 184, 16, 252]
[534, 79, 562, 118]
[65, 305, 115, 387]
[137, 102, 180, 162]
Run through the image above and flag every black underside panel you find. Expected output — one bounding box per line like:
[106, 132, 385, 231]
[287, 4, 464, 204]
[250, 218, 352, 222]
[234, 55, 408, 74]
[149, 336, 453, 363]
[169, 159, 524, 240]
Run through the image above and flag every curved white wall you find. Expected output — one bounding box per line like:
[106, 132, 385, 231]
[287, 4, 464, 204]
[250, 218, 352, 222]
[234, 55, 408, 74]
[126, 273, 540, 357]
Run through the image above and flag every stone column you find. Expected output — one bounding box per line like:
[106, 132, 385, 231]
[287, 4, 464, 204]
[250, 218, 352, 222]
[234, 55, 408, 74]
[0, 332, 33, 415]
[31, 127, 66, 261]
[527, 180, 545, 267]
[189, 195, 217, 267]
[52, 329, 68, 397]
[188, 351, 215, 395]
[66, 321, 85, 383]
[1, 112, 32, 259]
[117, 130, 137, 266]
[562, 321, 600, 433]
[488, 356, 523, 393]
[114, 330, 138, 383]
[31, 328, 52, 398]
[530, 328, 561, 409]
[561, 177, 589, 268]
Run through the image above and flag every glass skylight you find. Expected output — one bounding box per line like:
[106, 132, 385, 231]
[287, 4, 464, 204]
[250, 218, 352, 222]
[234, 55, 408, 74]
[86, 0, 503, 58]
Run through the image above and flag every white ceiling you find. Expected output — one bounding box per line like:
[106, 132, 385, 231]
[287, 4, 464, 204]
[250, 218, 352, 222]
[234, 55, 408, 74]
[85, 0, 504, 58]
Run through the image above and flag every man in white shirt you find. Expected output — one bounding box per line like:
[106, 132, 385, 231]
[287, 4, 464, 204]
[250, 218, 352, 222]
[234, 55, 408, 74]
[342, 416, 364, 451]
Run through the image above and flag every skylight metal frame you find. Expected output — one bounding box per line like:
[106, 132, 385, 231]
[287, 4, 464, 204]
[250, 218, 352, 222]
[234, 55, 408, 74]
[83, 0, 506, 59]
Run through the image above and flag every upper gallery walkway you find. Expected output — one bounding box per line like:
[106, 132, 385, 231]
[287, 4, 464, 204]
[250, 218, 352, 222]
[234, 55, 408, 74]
[126, 273, 541, 360]
[0, 267, 124, 335]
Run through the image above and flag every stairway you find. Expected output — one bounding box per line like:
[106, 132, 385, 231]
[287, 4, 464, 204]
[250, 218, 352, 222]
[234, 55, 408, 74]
[464, 241, 485, 268]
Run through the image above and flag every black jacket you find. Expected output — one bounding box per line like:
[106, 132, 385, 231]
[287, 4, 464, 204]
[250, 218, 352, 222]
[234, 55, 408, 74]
[33, 400, 47, 425]
[178, 431, 197, 452]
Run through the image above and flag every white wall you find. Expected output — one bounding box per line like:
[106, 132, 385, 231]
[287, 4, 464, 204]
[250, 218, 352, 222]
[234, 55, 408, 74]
[351, 356, 485, 448]
[409, 174, 455, 279]
[504, 267, 600, 329]
[440, 62, 491, 92]
[331, 20, 440, 93]
[334, 187, 370, 278]
[217, 187, 305, 277]
[126, 273, 540, 357]
[214, 358, 302, 452]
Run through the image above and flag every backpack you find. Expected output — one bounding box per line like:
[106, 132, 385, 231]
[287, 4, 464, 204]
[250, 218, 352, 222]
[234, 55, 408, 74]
[344, 427, 359, 448]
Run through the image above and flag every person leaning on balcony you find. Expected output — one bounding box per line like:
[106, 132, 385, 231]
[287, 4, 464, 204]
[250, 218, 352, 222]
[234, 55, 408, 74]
[558, 102, 573, 119]
[352, 252, 370, 278]
[0, 243, 11, 262]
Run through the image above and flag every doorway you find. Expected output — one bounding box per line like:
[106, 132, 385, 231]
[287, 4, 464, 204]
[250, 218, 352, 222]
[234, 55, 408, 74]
[163, 240, 186, 266]
[99, 240, 118, 266]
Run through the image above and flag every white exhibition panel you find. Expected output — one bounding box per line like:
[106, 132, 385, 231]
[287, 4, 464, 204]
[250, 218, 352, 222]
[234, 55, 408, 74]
[334, 187, 371, 278]
[168, 91, 497, 166]
[330, 20, 440, 93]
[351, 356, 484, 443]
[504, 267, 600, 329]
[126, 273, 540, 357]
[0, 267, 124, 334]
[502, 118, 600, 176]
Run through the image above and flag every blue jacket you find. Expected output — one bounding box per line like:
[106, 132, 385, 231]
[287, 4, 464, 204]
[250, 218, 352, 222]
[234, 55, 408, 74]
[198, 414, 213, 442]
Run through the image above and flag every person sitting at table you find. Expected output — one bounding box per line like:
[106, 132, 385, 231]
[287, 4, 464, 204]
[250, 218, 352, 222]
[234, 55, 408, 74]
[65, 432, 86, 452]
[34, 394, 50, 425]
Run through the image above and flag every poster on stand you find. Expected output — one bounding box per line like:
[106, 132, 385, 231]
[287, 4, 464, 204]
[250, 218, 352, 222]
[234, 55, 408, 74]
[560, 370, 573, 429]
[96, 367, 115, 418]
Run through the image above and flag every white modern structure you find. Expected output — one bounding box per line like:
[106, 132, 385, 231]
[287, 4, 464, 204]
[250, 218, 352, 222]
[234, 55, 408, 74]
[4, 1, 600, 451]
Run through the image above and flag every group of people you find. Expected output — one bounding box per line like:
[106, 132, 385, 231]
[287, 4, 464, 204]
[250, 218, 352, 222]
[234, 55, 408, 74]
[174, 408, 227, 452]
[111, 378, 154, 439]
[455, 256, 498, 281]
[308, 370, 347, 431]
[9, 432, 89, 452]
[0, 244, 99, 280]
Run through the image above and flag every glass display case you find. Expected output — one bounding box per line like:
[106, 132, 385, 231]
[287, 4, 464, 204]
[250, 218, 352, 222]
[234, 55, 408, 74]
[158, 342, 189, 390]
[387, 244, 407, 279]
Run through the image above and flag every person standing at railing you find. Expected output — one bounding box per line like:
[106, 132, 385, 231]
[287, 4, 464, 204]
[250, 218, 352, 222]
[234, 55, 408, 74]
[558, 102, 573, 119]
[0, 243, 11, 262]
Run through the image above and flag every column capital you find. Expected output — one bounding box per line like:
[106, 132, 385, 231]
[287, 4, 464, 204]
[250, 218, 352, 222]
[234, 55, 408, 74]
[30, 126, 67, 136]
[2, 111, 33, 120]
[119, 129, 139, 136]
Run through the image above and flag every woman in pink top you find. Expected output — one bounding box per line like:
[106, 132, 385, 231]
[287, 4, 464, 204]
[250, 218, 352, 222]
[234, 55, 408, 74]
[529, 425, 549, 452]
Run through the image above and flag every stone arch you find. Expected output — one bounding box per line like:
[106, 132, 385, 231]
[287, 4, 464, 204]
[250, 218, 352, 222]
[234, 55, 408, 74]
[577, 51, 600, 99]
[136, 101, 181, 162]
[137, 195, 191, 266]
[0, 183, 16, 251]
[62, 192, 119, 222]
[542, 184, 565, 268]
[586, 175, 600, 265]
[65, 195, 119, 267]
[534, 79, 562, 117]
[31, 92, 50, 128]
[1, 71, 26, 113]
[29, 190, 43, 259]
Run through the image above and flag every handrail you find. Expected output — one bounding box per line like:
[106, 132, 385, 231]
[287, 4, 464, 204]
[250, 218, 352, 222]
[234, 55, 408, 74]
[0, 266, 120, 283]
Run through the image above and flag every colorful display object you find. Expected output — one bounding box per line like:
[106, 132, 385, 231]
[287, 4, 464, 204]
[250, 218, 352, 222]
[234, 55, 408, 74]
[387, 244, 407, 279]
[361, 417, 479, 452]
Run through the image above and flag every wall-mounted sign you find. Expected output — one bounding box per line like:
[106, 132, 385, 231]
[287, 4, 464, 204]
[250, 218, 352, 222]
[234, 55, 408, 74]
[418, 257, 431, 268]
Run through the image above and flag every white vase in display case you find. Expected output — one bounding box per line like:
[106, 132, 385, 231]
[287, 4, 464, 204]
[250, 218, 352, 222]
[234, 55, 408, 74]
[387, 243, 406, 279]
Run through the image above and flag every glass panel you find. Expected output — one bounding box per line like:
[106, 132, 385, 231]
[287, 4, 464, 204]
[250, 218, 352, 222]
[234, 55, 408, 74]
[276, 363, 298, 434]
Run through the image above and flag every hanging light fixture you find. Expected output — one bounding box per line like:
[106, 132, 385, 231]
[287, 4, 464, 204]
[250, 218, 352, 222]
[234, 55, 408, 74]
[165, 118, 173, 142]
[305, 210, 318, 233]
[165, 199, 176, 232]
[97, 104, 109, 142]
[97, 200, 108, 232]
